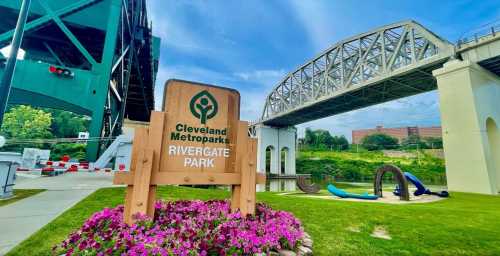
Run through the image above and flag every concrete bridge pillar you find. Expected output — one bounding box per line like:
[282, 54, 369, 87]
[255, 125, 296, 176]
[434, 59, 500, 194]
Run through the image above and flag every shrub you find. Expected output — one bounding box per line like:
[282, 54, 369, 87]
[51, 143, 86, 160]
[54, 200, 304, 255]
[361, 133, 399, 151]
[401, 135, 428, 149]
[300, 128, 349, 151]
[296, 150, 446, 185]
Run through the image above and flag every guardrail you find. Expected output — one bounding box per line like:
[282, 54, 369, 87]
[457, 20, 500, 47]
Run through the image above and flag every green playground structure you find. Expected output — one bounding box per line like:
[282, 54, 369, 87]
[327, 184, 379, 200]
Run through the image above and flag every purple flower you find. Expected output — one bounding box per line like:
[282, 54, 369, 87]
[54, 200, 304, 255]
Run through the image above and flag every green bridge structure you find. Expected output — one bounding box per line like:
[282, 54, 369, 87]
[0, 0, 160, 160]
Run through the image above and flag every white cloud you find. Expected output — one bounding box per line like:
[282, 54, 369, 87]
[147, 1, 235, 59]
[288, 1, 338, 53]
[233, 69, 286, 121]
[154, 65, 286, 121]
[153, 64, 233, 110]
[234, 69, 286, 87]
[148, 2, 200, 53]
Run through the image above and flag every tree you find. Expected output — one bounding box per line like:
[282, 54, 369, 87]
[361, 133, 399, 151]
[333, 135, 349, 150]
[424, 137, 443, 149]
[51, 143, 86, 160]
[300, 128, 350, 151]
[49, 109, 89, 138]
[1, 105, 52, 139]
[304, 128, 315, 146]
[401, 135, 428, 149]
[315, 129, 333, 149]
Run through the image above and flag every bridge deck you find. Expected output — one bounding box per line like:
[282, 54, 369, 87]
[263, 61, 444, 126]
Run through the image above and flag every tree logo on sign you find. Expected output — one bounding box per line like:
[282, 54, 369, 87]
[190, 90, 218, 124]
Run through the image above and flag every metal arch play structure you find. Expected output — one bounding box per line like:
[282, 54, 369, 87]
[0, 0, 160, 160]
[374, 164, 410, 201]
[296, 175, 320, 194]
[254, 19, 500, 195]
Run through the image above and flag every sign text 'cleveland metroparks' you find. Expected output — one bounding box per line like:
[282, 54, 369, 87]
[169, 123, 230, 167]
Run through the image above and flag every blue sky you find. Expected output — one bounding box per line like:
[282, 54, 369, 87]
[147, 0, 500, 140]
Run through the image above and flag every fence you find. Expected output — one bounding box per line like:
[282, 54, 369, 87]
[457, 19, 500, 47]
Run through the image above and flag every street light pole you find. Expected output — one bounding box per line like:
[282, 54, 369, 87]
[0, 0, 31, 128]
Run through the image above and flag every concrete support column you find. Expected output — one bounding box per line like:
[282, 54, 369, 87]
[256, 125, 296, 176]
[278, 129, 296, 175]
[433, 60, 500, 194]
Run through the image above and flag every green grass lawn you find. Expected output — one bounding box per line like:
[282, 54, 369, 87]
[7, 186, 500, 256]
[0, 189, 45, 207]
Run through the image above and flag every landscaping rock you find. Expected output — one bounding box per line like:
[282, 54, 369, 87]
[297, 246, 313, 256]
[302, 238, 313, 248]
[278, 249, 297, 256]
[303, 232, 311, 239]
[297, 232, 313, 254]
[254, 253, 279, 256]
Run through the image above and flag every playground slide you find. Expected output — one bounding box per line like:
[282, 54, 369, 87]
[394, 172, 449, 198]
[327, 184, 379, 200]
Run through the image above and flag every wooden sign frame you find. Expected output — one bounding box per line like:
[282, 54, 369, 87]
[114, 81, 265, 224]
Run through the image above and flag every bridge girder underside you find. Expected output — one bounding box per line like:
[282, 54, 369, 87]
[265, 63, 442, 126]
[0, 0, 159, 160]
[479, 56, 500, 76]
[261, 20, 455, 126]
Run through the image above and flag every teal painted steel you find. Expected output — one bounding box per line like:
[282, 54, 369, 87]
[0, 0, 160, 161]
[1, 60, 99, 115]
[0, 0, 31, 127]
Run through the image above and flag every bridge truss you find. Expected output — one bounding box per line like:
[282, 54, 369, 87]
[0, 0, 159, 160]
[261, 21, 454, 126]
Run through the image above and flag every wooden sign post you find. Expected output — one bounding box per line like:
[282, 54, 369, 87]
[113, 79, 265, 224]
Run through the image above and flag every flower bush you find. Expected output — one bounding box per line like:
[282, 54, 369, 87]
[54, 200, 304, 255]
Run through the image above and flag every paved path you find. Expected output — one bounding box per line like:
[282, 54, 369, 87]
[0, 172, 116, 255]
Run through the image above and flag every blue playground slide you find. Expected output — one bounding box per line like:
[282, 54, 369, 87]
[394, 172, 449, 197]
[327, 184, 379, 200]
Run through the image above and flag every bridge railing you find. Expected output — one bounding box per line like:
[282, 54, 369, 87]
[457, 20, 500, 48]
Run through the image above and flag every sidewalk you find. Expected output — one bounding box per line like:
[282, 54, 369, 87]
[0, 172, 116, 255]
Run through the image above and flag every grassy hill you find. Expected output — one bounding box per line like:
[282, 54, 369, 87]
[297, 150, 446, 185]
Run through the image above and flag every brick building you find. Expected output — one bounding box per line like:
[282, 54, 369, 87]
[352, 125, 442, 144]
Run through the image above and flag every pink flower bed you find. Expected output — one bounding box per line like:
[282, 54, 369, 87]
[55, 200, 304, 255]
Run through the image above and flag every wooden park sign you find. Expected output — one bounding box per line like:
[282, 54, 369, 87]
[113, 79, 265, 224]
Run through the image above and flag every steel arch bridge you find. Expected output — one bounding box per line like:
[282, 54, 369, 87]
[260, 20, 455, 126]
[0, 0, 159, 160]
[254, 19, 500, 195]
